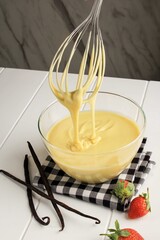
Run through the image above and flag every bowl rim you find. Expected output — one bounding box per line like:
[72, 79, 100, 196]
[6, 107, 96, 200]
[38, 91, 146, 156]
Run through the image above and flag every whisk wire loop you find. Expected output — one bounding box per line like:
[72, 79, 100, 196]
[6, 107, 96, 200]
[49, 0, 105, 104]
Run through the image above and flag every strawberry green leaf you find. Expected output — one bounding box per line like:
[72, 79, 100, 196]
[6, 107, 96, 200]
[108, 229, 117, 232]
[115, 219, 120, 231]
[120, 230, 130, 237]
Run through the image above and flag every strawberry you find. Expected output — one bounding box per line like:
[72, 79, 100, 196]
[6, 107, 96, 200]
[112, 179, 135, 203]
[128, 188, 151, 219]
[100, 220, 144, 240]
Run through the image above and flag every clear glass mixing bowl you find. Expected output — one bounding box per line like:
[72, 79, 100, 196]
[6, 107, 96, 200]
[38, 92, 146, 184]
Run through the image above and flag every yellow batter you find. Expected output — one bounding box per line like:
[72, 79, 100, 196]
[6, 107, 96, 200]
[46, 110, 141, 183]
[47, 111, 140, 154]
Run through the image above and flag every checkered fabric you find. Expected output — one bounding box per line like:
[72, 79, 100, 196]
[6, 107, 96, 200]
[33, 138, 155, 211]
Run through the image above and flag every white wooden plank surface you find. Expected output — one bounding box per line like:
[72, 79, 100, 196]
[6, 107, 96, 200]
[100, 77, 148, 104]
[0, 68, 48, 148]
[0, 68, 49, 240]
[1, 69, 156, 240]
[106, 81, 159, 239]
[139, 81, 160, 238]
[0, 67, 4, 73]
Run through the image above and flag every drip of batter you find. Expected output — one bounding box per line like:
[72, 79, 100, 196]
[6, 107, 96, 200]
[48, 0, 106, 152]
[48, 36, 106, 152]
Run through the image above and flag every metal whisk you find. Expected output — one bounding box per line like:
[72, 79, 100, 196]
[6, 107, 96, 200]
[48, 0, 105, 150]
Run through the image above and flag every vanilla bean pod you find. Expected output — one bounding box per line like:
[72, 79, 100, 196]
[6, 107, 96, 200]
[24, 154, 50, 226]
[0, 169, 100, 224]
[27, 141, 65, 231]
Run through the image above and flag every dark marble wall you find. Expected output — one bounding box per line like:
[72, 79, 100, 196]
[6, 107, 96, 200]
[0, 0, 160, 80]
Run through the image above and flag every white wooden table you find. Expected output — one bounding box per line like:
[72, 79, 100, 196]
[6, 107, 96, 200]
[0, 68, 159, 239]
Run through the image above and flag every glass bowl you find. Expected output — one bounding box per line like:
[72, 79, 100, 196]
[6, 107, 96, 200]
[38, 92, 146, 184]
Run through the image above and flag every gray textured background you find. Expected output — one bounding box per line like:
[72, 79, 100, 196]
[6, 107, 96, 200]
[0, 0, 160, 80]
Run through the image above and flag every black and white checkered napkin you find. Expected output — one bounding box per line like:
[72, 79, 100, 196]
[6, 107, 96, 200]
[33, 138, 155, 211]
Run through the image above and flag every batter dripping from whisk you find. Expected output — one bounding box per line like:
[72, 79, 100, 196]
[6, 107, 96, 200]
[48, 0, 106, 151]
[48, 0, 140, 153]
